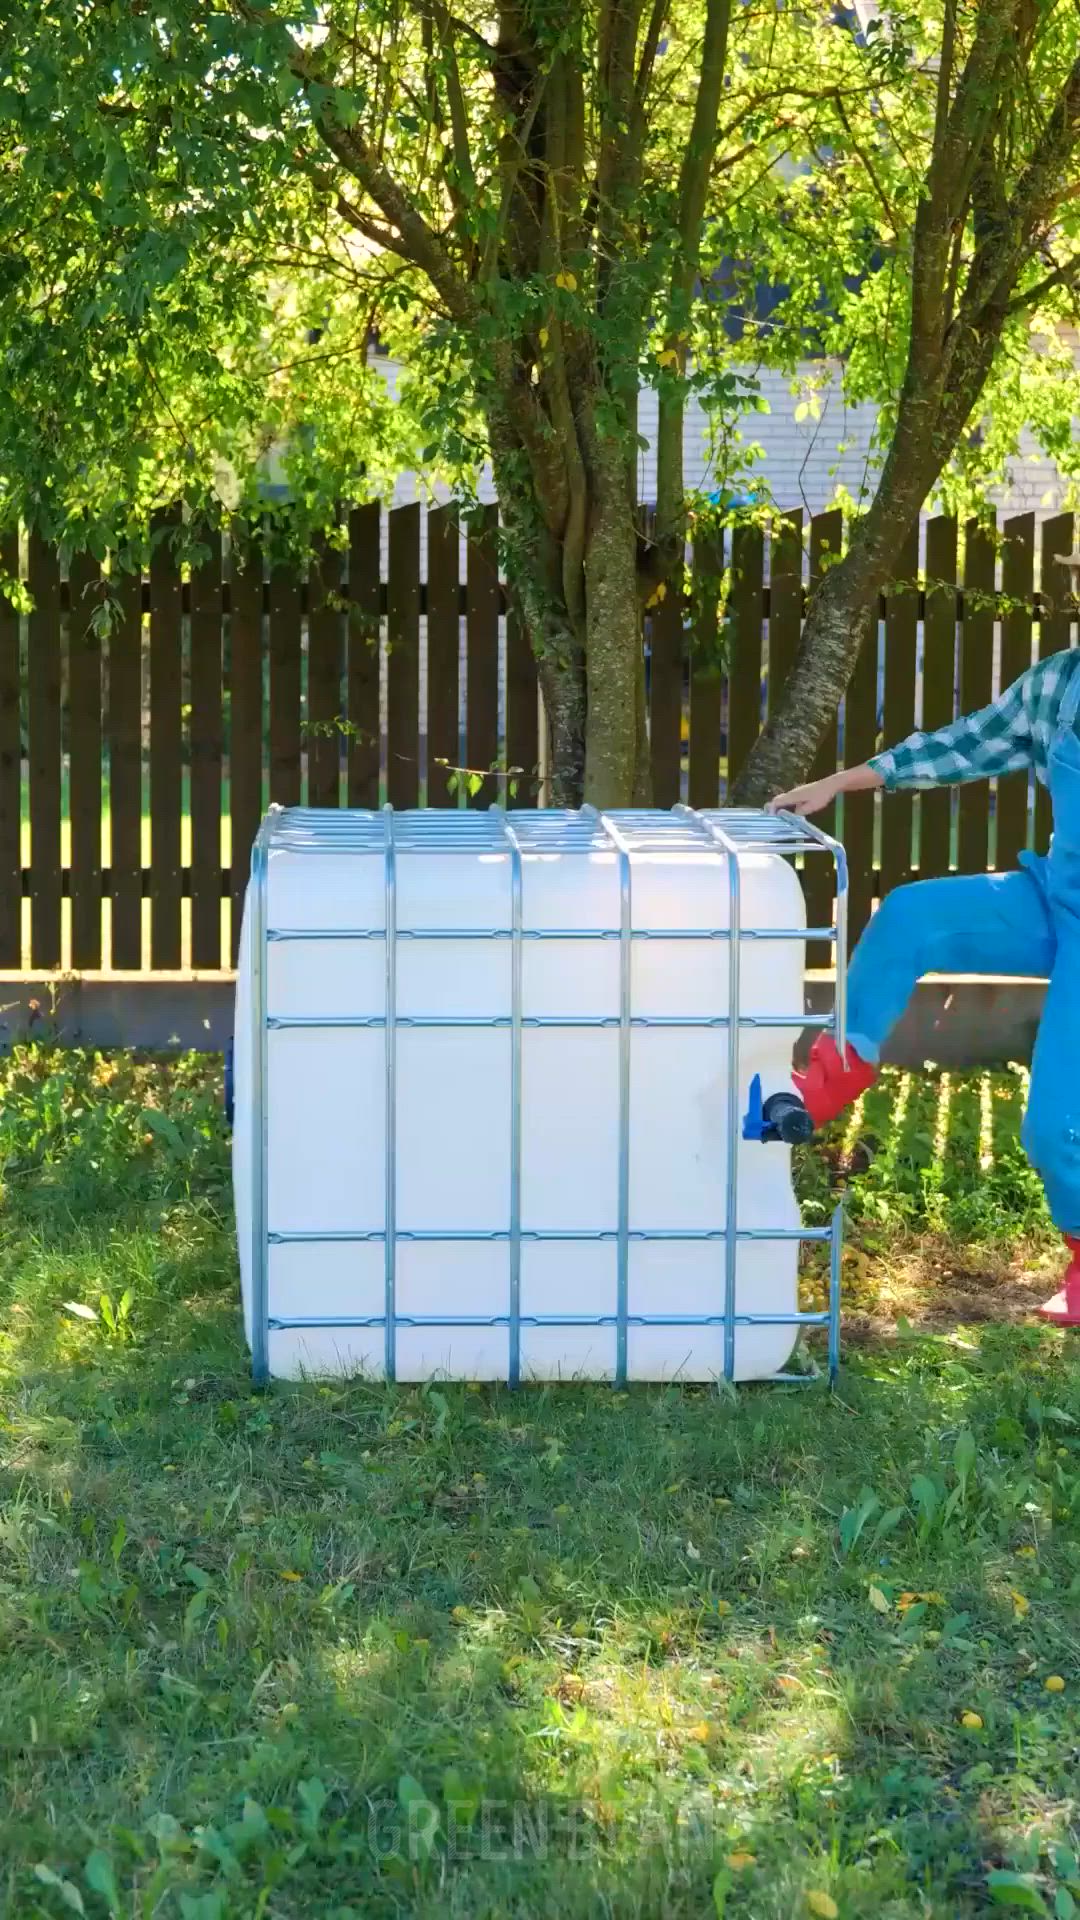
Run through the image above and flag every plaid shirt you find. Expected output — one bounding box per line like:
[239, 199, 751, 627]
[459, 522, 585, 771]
[870, 649, 1080, 791]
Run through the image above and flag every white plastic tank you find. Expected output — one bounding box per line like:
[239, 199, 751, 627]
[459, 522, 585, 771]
[233, 806, 844, 1385]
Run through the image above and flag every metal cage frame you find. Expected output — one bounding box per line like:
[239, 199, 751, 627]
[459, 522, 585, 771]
[246, 805, 848, 1390]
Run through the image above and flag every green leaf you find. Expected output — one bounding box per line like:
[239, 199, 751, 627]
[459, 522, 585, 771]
[145, 1812, 185, 1855]
[83, 1850, 121, 1914]
[139, 1107, 185, 1155]
[954, 1429, 977, 1487]
[442, 1767, 481, 1830]
[839, 1486, 880, 1555]
[397, 1773, 439, 1858]
[713, 1868, 732, 1915]
[871, 1505, 907, 1546]
[179, 1895, 227, 1920]
[1056, 1889, 1077, 1920]
[34, 1866, 85, 1915]
[182, 1586, 213, 1641]
[987, 1870, 1050, 1912]
[297, 1777, 328, 1837]
[911, 1473, 941, 1530]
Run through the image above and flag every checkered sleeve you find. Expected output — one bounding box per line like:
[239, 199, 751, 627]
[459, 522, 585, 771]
[869, 668, 1037, 791]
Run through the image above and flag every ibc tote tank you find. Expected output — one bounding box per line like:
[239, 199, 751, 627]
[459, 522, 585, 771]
[233, 806, 845, 1387]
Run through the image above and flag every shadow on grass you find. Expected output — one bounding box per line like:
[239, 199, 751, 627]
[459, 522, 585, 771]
[2, 1054, 1080, 1917]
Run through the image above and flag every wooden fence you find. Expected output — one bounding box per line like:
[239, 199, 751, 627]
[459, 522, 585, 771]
[0, 501, 1075, 973]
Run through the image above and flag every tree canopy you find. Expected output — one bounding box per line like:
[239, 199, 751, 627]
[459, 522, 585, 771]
[3, 0, 1080, 799]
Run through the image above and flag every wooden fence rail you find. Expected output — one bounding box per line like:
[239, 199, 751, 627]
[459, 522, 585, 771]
[0, 502, 1075, 973]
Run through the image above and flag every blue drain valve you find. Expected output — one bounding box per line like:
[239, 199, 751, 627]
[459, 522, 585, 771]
[742, 1072, 814, 1146]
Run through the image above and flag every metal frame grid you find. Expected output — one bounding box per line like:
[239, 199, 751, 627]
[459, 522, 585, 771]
[247, 805, 847, 1390]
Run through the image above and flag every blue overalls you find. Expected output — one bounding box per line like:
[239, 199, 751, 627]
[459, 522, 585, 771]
[845, 664, 1080, 1233]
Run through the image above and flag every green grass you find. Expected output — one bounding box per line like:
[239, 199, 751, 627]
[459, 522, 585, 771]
[2, 1054, 1080, 1919]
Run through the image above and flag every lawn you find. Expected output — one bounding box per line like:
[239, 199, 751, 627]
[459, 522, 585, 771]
[2, 1052, 1080, 1918]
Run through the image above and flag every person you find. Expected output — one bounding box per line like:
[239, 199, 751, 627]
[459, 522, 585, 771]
[769, 648, 1080, 1327]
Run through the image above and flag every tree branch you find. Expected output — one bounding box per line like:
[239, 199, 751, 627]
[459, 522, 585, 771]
[428, 0, 478, 201]
[335, 192, 412, 258]
[832, 92, 899, 234]
[631, 0, 670, 138]
[480, 68, 547, 282]
[655, 0, 732, 552]
[1006, 250, 1080, 315]
[227, 0, 474, 324]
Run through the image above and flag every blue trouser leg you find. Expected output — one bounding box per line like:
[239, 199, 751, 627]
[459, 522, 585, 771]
[1022, 905, 1080, 1234]
[846, 871, 1055, 1064]
[846, 868, 1080, 1231]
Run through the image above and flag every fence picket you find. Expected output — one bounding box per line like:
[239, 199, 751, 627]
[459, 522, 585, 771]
[687, 533, 723, 808]
[649, 585, 684, 807]
[958, 520, 995, 876]
[506, 598, 538, 804]
[307, 537, 344, 810]
[466, 505, 499, 808]
[387, 503, 420, 809]
[68, 553, 103, 968]
[149, 512, 183, 968]
[841, 612, 878, 944]
[881, 522, 919, 897]
[920, 516, 958, 882]
[190, 530, 223, 967]
[767, 513, 802, 716]
[229, 536, 264, 962]
[109, 566, 143, 969]
[427, 504, 460, 806]
[804, 510, 843, 963]
[727, 524, 764, 794]
[1037, 514, 1074, 854]
[0, 528, 19, 965]
[347, 504, 380, 809]
[997, 514, 1034, 873]
[28, 532, 61, 968]
[3, 499, 1062, 979]
[269, 558, 302, 808]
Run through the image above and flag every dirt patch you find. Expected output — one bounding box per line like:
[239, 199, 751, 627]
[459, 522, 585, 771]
[838, 1236, 1063, 1342]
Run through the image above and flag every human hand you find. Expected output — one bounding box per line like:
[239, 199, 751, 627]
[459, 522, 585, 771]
[766, 773, 846, 818]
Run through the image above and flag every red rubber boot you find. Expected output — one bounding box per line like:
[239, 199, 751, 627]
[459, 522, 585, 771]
[1037, 1237, 1080, 1326]
[794, 1033, 878, 1132]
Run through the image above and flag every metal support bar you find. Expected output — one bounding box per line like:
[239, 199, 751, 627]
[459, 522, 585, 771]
[490, 807, 524, 1387]
[676, 806, 743, 1384]
[249, 810, 277, 1388]
[592, 811, 633, 1388]
[268, 1224, 836, 1246]
[266, 924, 837, 943]
[776, 808, 849, 1056]
[382, 804, 398, 1384]
[265, 1012, 835, 1032]
[268, 1309, 835, 1332]
[828, 1205, 843, 1384]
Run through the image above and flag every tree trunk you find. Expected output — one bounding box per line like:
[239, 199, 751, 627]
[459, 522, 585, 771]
[583, 450, 644, 808]
[732, 385, 944, 806]
[488, 436, 588, 807]
[536, 644, 587, 807]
